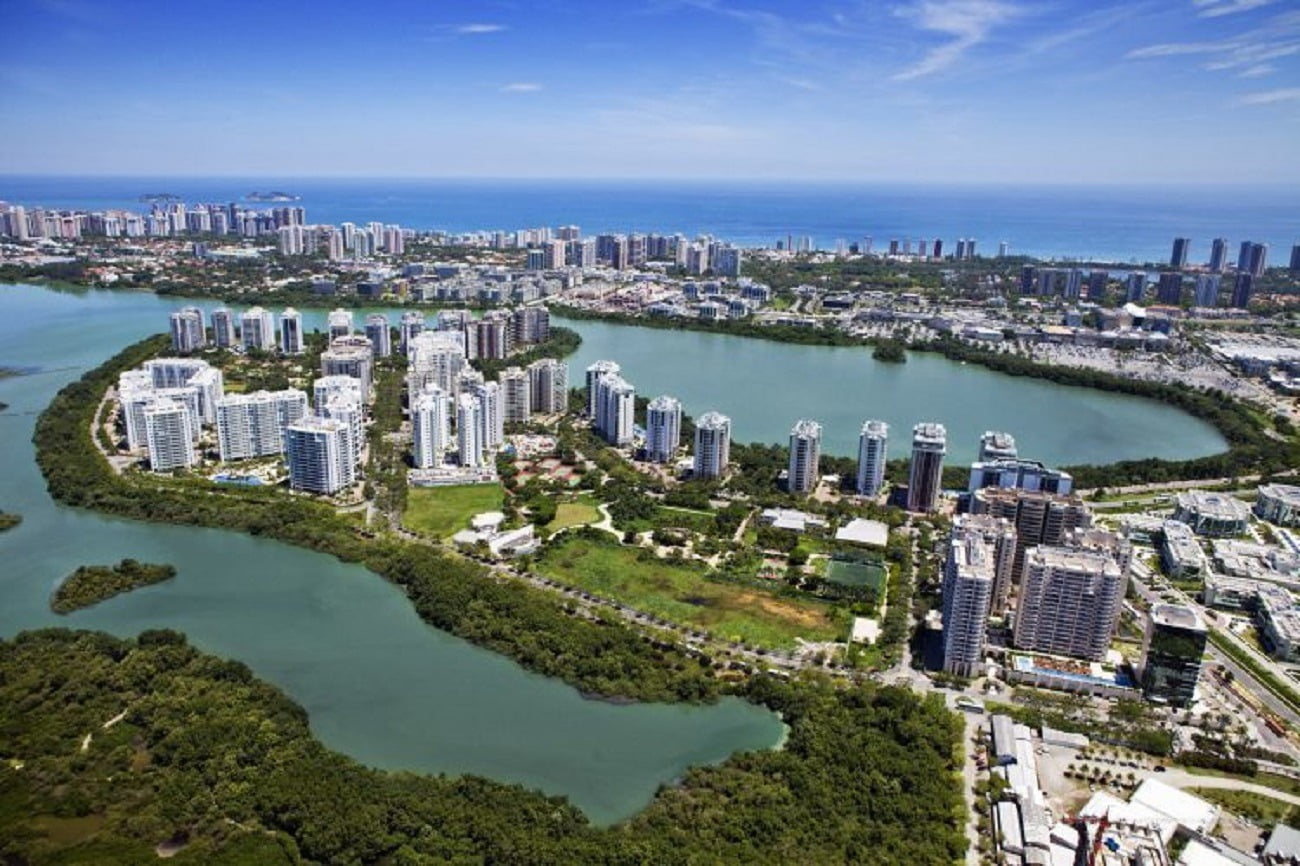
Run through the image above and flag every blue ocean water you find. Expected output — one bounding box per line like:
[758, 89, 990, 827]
[2, 175, 1297, 264]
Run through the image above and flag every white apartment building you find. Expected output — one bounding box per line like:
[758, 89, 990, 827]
[144, 399, 198, 472]
[527, 357, 568, 414]
[169, 307, 206, 353]
[412, 387, 453, 469]
[594, 373, 635, 446]
[285, 417, 353, 494]
[693, 411, 731, 479]
[942, 530, 997, 677]
[457, 393, 484, 467]
[856, 419, 888, 496]
[499, 367, 531, 424]
[645, 395, 682, 464]
[471, 381, 504, 452]
[787, 419, 822, 494]
[280, 308, 304, 355]
[1014, 546, 1126, 661]
[241, 307, 276, 352]
[215, 389, 307, 461]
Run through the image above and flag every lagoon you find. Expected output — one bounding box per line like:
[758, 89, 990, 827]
[0, 283, 784, 826]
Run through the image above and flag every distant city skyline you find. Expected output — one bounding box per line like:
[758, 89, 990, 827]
[2, 0, 1298, 183]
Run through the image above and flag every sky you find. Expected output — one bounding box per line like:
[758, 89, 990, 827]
[1, 0, 1298, 183]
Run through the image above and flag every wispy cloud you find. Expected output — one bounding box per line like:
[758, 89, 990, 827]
[457, 23, 506, 34]
[1126, 40, 1235, 58]
[1239, 62, 1275, 76]
[1022, 4, 1144, 55]
[891, 1, 1022, 81]
[1192, 0, 1276, 18]
[1238, 86, 1300, 104]
[500, 82, 542, 93]
[1204, 41, 1300, 69]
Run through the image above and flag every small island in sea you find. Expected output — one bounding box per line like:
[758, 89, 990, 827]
[0, 510, 20, 531]
[137, 193, 182, 203]
[245, 190, 301, 202]
[51, 559, 177, 613]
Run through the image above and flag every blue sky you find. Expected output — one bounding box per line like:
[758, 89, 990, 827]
[1, 0, 1298, 182]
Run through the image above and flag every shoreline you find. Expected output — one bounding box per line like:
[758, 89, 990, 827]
[19, 332, 971, 856]
[7, 278, 1282, 487]
[553, 306, 1297, 488]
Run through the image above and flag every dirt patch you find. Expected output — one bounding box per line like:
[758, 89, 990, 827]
[731, 590, 829, 628]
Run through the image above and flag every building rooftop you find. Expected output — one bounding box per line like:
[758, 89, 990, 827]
[1026, 545, 1120, 576]
[790, 418, 822, 438]
[1175, 490, 1252, 522]
[834, 518, 888, 547]
[913, 422, 947, 447]
[1263, 823, 1300, 863]
[1151, 603, 1205, 632]
[1130, 779, 1218, 837]
[1260, 483, 1300, 505]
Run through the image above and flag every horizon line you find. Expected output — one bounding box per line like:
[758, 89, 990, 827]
[2, 172, 1300, 190]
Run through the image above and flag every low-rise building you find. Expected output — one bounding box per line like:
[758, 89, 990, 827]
[1172, 490, 1251, 538]
[1256, 483, 1300, 527]
[1161, 521, 1207, 578]
[1258, 583, 1300, 661]
[758, 508, 828, 534]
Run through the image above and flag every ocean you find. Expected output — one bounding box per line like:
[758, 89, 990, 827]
[2, 175, 1297, 264]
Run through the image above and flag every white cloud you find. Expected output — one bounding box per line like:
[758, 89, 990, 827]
[1238, 62, 1275, 76]
[1204, 41, 1300, 69]
[500, 82, 543, 93]
[1238, 86, 1300, 104]
[1192, 0, 1275, 18]
[457, 23, 506, 34]
[892, 0, 1022, 81]
[1126, 40, 1236, 58]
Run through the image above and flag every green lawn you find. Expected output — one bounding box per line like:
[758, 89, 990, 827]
[1184, 766, 1300, 797]
[404, 484, 504, 538]
[536, 533, 846, 649]
[1190, 787, 1298, 830]
[545, 495, 601, 535]
[825, 558, 887, 592]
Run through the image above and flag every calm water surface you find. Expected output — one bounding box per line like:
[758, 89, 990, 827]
[561, 316, 1226, 466]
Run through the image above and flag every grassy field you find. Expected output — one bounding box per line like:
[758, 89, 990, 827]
[544, 495, 602, 535]
[536, 533, 846, 648]
[1184, 766, 1300, 797]
[1191, 787, 1298, 830]
[404, 484, 504, 538]
[619, 505, 716, 534]
[826, 558, 887, 592]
